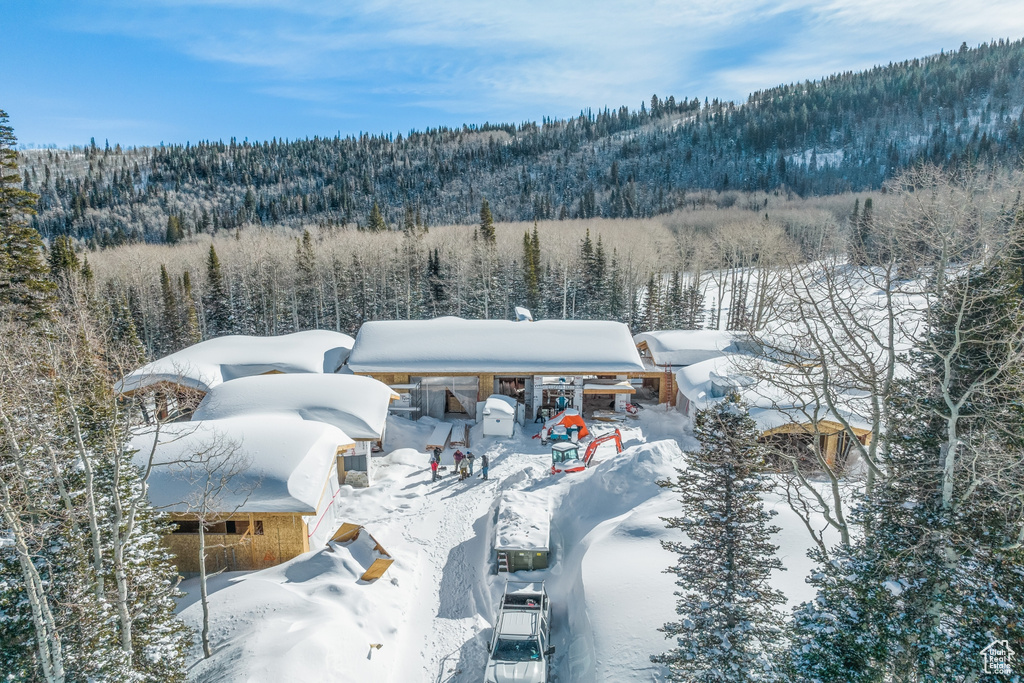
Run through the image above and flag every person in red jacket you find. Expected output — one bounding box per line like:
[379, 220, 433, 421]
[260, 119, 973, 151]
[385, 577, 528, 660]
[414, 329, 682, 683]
[430, 457, 439, 482]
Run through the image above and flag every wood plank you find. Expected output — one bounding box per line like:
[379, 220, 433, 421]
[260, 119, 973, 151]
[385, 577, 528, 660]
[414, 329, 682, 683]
[425, 422, 453, 451]
[360, 558, 395, 582]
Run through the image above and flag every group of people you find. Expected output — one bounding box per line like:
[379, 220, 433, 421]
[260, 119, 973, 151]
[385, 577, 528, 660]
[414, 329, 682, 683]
[430, 447, 489, 482]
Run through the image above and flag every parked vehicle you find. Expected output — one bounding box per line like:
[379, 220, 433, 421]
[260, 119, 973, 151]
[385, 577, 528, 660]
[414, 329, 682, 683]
[485, 581, 554, 683]
[550, 429, 623, 474]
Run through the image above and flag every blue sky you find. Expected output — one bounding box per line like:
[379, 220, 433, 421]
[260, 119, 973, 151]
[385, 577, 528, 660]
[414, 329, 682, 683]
[3, 0, 1022, 148]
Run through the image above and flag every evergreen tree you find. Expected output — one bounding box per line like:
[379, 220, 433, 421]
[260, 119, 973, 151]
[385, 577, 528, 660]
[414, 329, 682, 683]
[181, 271, 201, 345]
[653, 395, 786, 682]
[295, 229, 319, 329]
[791, 234, 1024, 681]
[680, 283, 706, 329]
[642, 274, 662, 331]
[522, 230, 539, 310]
[403, 206, 416, 234]
[48, 235, 79, 279]
[164, 215, 184, 244]
[607, 250, 626, 322]
[367, 200, 387, 232]
[479, 198, 495, 244]
[203, 245, 231, 337]
[158, 265, 180, 353]
[0, 110, 55, 323]
[665, 270, 683, 328]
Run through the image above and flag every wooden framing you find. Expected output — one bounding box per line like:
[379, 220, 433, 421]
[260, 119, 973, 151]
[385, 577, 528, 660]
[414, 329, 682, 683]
[761, 420, 872, 467]
[163, 511, 312, 574]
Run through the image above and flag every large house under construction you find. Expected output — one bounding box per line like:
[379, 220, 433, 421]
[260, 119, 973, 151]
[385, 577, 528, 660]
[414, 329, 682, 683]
[345, 317, 645, 421]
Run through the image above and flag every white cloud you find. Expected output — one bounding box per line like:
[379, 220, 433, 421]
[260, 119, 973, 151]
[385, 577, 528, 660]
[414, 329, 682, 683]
[70, 0, 1024, 116]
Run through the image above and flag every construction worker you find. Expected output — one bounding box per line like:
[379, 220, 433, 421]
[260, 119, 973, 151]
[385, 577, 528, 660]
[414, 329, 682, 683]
[453, 450, 464, 475]
[466, 451, 475, 476]
[459, 458, 469, 481]
[481, 453, 489, 480]
[430, 457, 439, 482]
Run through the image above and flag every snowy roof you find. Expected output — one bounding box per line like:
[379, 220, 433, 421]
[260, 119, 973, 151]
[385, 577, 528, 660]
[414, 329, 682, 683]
[674, 355, 871, 433]
[483, 394, 517, 417]
[347, 317, 644, 374]
[633, 330, 751, 367]
[132, 416, 354, 514]
[494, 490, 550, 551]
[191, 374, 396, 440]
[116, 330, 356, 395]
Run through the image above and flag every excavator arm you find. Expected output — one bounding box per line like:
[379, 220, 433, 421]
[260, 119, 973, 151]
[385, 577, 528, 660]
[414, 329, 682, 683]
[582, 429, 623, 467]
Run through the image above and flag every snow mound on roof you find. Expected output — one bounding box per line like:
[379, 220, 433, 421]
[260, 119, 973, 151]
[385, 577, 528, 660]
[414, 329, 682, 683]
[347, 317, 644, 373]
[131, 416, 353, 513]
[634, 329, 748, 366]
[192, 373, 394, 440]
[675, 355, 872, 432]
[116, 330, 355, 394]
[483, 394, 516, 417]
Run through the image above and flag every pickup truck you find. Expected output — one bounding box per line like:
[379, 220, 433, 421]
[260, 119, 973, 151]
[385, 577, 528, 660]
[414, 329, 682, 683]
[484, 581, 555, 683]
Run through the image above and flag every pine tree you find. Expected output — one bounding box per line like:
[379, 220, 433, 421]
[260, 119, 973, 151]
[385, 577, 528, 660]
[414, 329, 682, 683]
[680, 283, 706, 329]
[521, 224, 542, 312]
[158, 264, 180, 353]
[642, 274, 662, 331]
[295, 229, 319, 329]
[48, 235, 79, 281]
[204, 245, 231, 337]
[653, 395, 786, 682]
[665, 270, 683, 328]
[403, 206, 416, 234]
[479, 198, 495, 244]
[367, 200, 387, 232]
[0, 110, 55, 323]
[164, 215, 184, 244]
[181, 271, 201, 345]
[791, 232, 1024, 681]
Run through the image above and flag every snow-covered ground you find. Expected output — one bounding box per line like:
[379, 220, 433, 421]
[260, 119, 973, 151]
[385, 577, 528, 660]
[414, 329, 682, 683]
[175, 408, 835, 682]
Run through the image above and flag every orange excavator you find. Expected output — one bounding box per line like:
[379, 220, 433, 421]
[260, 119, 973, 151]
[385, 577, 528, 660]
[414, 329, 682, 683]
[550, 429, 623, 474]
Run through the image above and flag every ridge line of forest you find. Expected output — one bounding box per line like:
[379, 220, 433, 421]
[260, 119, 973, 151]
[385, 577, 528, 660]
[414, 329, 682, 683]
[17, 39, 1024, 247]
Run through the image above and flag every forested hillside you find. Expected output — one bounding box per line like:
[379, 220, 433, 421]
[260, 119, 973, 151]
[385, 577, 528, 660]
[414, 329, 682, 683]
[19, 39, 1024, 247]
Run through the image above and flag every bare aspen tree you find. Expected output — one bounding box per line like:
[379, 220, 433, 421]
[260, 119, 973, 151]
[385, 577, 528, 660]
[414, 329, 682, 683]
[149, 427, 256, 659]
[742, 165, 1021, 555]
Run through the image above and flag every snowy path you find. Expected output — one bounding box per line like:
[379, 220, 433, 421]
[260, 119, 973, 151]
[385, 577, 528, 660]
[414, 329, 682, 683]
[357, 438, 549, 682]
[399, 465, 499, 681]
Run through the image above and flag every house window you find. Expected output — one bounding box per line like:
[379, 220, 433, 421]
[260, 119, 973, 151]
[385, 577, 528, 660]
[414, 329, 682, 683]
[344, 454, 367, 472]
[172, 520, 200, 534]
[171, 520, 263, 534]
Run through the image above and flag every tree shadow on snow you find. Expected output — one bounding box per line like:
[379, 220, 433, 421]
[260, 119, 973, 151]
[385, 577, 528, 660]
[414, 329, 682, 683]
[436, 632, 491, 683]
[175, 571, 249, 612]
[437, 506, 493, 620]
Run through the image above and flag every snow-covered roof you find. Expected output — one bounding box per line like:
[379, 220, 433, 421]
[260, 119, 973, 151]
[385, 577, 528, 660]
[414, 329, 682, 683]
[494, 490, 550, 551]
[132, 416, 354, 513]
[633, 330, 751, 367]
[483, 394, 517, 417]
[347, 317, 644, 374]
[192, 374, 396, 440]
[675, 355, 871, 433]
[116, 330, 356, 395]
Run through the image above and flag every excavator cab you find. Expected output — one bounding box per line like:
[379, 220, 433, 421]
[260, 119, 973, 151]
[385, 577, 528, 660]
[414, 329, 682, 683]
[551, 442, 581, 474]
